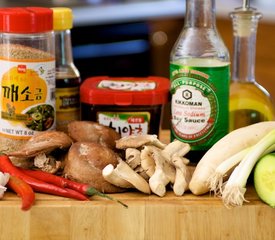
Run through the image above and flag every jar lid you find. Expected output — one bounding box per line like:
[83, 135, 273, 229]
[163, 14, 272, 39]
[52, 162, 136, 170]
[80, 76, 170, 106]
[0, 7, 53, 33]
[52, 7, 73, 31]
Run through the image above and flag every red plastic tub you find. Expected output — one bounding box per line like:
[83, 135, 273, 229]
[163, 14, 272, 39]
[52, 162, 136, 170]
[80, 76, 170, 137]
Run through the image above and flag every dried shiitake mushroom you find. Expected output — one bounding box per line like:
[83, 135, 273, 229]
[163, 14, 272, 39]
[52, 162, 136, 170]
[63, 142, 125, 193]
[67, 121, 121, 149]
[7, 131, 73, 172]
[7, 131, 73, 158]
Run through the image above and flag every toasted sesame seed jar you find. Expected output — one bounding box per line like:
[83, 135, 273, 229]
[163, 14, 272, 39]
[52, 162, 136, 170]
[0, 7, 56, 153]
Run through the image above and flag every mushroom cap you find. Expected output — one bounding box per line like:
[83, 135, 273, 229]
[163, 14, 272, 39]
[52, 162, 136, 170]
[63, 142, 124, 193]
[116, 135, 166, 149]
[67, 121, 121, 149]
[7, 131, 73, 158]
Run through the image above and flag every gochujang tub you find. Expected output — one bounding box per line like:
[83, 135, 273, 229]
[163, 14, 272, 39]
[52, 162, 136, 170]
[80, 76, 170, 137]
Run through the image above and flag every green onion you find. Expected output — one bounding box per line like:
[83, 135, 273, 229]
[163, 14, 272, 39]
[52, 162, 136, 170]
[221, 129, 275, 208]
[207, 148, 249, 196]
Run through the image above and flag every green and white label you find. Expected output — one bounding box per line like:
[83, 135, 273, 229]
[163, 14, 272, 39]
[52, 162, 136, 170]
[170, 63, 230, 150]
[97, 112, 150, 137]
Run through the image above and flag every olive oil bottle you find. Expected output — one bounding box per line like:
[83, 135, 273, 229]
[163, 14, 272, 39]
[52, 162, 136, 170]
[229, 1, 275, 131]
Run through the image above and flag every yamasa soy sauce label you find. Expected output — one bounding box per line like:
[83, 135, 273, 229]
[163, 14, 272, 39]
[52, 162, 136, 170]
[0, 60, 55, 139]
[170, 63, 230, 150]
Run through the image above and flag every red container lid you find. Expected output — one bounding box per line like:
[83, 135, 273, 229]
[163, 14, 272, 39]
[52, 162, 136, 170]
[80, 76, 170, 106]
[0, 7, 53, 33]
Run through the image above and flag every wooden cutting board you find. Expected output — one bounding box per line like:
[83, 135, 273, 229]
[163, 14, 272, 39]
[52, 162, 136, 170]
[1, 130, 275, 240]
[1, 187, 275, 240]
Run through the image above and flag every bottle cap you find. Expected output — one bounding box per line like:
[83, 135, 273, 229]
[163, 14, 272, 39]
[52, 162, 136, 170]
[0, 7, 53, 33]
[52, 7, 73, 31]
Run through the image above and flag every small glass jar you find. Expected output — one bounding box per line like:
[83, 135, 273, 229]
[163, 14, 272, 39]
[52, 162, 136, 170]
[0, 7, 55, 152]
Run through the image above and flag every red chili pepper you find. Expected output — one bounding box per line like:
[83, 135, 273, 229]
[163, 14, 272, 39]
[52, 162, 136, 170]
[22, 168, 98, 194]
[0, 155, 88, 201]
[22, 169, 128, 208]
[7, 175, 35, 211]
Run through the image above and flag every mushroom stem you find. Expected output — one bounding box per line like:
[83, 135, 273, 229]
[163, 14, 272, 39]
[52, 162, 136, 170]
[161, 140, 191, 196]
[148, 147, 176, 197]
[103, 159, 151, 194]
[162, 141, 190, 164]
[125, 148, 141, 169]
[102, 164, 133, 188]
[172, 156, 190, 196]
[115, 159, 151, 194]
[140, 146, 156, 177]
[149, 168, 170, 197]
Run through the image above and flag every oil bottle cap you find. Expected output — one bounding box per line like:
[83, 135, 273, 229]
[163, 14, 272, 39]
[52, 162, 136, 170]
[0, 7, 53, 33]
[52, 7, 73, 31]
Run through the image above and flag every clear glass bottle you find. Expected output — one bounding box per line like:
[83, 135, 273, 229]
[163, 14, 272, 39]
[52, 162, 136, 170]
[170, 0, 230, 162]
[52, 7, 81, 132]
[229, 5, 275, 131]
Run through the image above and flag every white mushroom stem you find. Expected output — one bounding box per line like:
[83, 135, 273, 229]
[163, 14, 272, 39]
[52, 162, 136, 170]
[149, 147, 176, 197]
[161, 141, 191, 196]
[125, 148, 141, 169]
[103, 159, 151, 194]
[134, 165, 150, 181]
[149, 168, 170, 197]
[172, 156, 190, 196]
[102, 164, 134, 188]
[162, 140, 191, 164]
[116, 159, 151, 194]
[140, 146, 156, 177]
[147, 135, 167, 149]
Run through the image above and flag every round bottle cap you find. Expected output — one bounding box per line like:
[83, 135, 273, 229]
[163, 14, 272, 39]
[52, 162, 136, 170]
[0, 7, 53, 33]
[52, 7, 73, 31]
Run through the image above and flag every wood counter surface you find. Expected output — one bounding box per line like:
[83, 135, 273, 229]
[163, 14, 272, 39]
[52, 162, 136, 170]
[1, 130, 275, 240]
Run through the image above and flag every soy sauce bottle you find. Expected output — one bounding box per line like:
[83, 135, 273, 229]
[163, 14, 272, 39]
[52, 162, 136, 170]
[170, 0, 230, 162]
[52, 7, 81, 132]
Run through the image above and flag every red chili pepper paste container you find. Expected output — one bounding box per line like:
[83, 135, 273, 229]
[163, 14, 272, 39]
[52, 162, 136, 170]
[80, 76, 170, 137]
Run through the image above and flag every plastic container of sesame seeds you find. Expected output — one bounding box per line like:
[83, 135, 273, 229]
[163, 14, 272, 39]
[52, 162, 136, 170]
[0, 7, 55, 152]
[80, 76, 170, 137]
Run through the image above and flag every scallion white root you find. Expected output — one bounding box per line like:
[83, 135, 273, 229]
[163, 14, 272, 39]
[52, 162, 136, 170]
[207, 148, 249, 196]
[221, 164, 248, 207]
[221, 129, 275, 208]
[208, 142, 275, 198]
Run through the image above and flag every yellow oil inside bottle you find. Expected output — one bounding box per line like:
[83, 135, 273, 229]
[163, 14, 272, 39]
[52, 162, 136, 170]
[229, 82, 275, 131]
